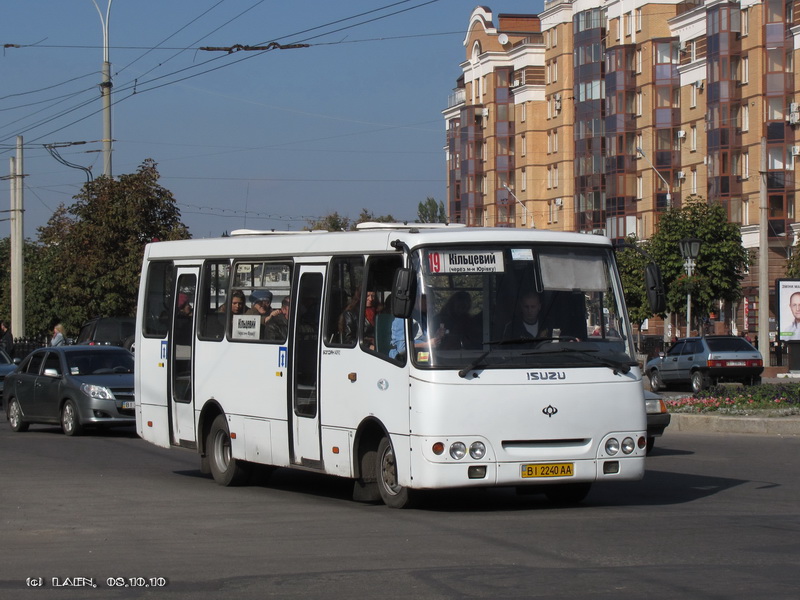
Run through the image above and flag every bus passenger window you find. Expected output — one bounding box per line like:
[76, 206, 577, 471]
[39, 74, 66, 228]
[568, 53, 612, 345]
[197, 261, 230, 341]
[363, 255, 403, 358]
[325, 256, 364, 347]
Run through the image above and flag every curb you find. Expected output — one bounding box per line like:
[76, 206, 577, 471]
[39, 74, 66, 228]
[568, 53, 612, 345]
[669, 413, 800, 436]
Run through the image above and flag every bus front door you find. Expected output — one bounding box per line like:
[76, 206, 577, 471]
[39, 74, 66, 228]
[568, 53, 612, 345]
[169, 268, 198, 447]
[290, 265, 324, 467]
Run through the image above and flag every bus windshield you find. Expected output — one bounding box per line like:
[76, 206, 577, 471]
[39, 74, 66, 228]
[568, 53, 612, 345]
[407, 244, 635, 371]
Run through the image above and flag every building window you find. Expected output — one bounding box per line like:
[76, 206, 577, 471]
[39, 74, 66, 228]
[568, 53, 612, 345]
[521, 102, 526, 122]
[636, 91, 643, 116]
[742, 55, 749, 84]
[553, 164, 559, 189]
[553, 58, 558, 82]
[743, 152, 750, 180]
[547, 167, 552, 189]
[521, 168, 527, 191]
[521, 134, 527, 157]
[742, 8, 749, 36]
[625, 12, 631, 36]
[742, 104, 749, 132]
[547, 132, 552, 154]
[552, 26, 557, 47]
[635, 8, 642, 32]
[690, 125, 697, 151]
[636, 49, 642, 73]
[616, 17, 621, 41]
[553, 130, 558, 153]
[691, 170, 697, 195]
[691, 85, 697, 108]
[636, 175, 643, 200]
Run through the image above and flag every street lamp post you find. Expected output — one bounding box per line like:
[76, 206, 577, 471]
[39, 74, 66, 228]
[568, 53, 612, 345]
[93, 0, 113, 178]
[636, 147, 671, 208]
[502, 184, 533, 228]
[679, 237, 702, 337]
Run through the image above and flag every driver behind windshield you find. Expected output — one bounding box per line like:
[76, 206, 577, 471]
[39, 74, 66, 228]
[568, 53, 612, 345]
[503, 290, 551, 340]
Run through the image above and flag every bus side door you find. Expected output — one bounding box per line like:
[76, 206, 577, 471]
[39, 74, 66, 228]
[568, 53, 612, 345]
[170, 268, 198, 447]
[290, 265, 325, 467]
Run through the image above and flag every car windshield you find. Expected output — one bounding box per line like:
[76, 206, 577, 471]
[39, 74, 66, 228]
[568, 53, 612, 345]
[65, 350, 134, 376]
[406, 244, 635, 371]
[706, 338, 757, 352]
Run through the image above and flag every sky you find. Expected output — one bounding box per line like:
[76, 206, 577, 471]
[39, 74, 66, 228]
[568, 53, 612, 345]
[1, 1, 543, 239]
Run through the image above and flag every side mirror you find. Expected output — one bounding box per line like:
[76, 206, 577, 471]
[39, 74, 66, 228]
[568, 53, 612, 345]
[645, 263, 666, 314]
[43, 368, 60, 377]
[391, 268, 416, 318]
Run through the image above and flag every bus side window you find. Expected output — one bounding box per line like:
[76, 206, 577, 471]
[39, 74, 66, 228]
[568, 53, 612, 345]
[197, 260, 230, 341]
[325, 256, 364, 347]
[363, 255, 403, 359]
[143, 261, 174, 339]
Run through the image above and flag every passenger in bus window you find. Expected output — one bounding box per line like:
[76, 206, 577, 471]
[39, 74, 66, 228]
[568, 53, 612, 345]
[226, 290, 247, 314]
[265, 296, 290, 341]
[503, 290, 551, 340]
[339, 289, 377, 347]
[389, 294, 444, 359]
[436, 291, 480, 349]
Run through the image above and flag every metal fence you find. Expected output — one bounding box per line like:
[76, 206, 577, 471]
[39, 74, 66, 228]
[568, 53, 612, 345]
[8, 337, 48, 361]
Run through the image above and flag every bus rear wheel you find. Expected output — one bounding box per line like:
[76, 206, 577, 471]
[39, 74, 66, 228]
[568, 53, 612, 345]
[377, 436, 413, 509]
[208, 414, 251, 486]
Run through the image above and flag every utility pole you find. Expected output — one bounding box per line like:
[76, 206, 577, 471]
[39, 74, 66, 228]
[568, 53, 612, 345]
[94, 0, 113, 178]
[758, 137, 769, 354]
[11, 137, 25, 338]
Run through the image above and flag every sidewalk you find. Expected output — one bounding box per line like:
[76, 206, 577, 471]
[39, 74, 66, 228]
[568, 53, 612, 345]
[669, 413, 800, 436]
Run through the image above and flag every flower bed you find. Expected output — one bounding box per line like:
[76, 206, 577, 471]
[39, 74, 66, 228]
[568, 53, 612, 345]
[665, 382, 800, 416]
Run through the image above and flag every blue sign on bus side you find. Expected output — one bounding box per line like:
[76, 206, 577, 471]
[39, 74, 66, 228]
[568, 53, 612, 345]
[278, 346, 287, 368]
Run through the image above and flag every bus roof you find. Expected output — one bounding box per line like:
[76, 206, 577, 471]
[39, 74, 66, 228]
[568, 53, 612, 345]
[144, 226, 612, 260]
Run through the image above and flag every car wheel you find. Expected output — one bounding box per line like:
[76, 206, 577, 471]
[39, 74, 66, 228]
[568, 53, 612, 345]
[7, 399, 29, 432]
[649, 369, 665, 391]
[691, 371, 709, 395]
[61, 400, 83, 436]
[377, 436, 414, 508]
[207, 414, 251, 486]
[544, 482, 592, 505]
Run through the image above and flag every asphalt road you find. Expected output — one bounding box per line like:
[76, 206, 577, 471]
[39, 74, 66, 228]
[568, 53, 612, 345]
[2, 423, 798, 600]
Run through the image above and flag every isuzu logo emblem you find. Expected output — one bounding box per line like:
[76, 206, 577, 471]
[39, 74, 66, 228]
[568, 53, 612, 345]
[542, 405, 558, 418]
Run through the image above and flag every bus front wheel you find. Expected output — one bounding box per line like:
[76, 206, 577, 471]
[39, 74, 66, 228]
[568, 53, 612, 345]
[208, 414, 251, 486]
[377, 436, 413, 509]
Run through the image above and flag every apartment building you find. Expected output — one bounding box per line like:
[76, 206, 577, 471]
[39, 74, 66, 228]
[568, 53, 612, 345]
[443, 2, 799, 335]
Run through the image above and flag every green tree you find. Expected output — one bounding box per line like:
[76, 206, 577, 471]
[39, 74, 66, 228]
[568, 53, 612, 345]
[306, 209, 396, 231]
[647, 196, 748, 330]
[417, 197, 447, 223]
[36, 159, 190, 334]
[615, 234, 653, 328]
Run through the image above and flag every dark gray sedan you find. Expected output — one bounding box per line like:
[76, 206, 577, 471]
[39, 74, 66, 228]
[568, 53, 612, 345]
[4, 346, 134, 436]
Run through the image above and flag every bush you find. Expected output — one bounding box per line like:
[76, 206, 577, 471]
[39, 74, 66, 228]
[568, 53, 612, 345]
[665, 383, 800, 415]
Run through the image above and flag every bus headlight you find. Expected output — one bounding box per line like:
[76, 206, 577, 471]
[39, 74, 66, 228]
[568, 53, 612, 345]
[449, 442, 467, 460]
[605, 438, 620, 456]
[469, 441, 486, 460]
[621, 437, 636, 454]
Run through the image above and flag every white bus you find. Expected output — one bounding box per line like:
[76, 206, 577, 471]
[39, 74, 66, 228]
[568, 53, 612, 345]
[135, 224, 659, 507]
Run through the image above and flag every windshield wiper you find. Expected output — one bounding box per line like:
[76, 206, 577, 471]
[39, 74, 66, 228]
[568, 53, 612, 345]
[457, 336, 580, 378]
[523, 346, 632, 375]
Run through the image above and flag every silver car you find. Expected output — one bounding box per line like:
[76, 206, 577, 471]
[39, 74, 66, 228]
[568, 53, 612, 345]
[646, 336, 763, 394]
[4, 346, 134, 436]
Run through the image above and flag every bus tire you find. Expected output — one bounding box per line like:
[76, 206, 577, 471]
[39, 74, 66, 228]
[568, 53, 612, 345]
[8, 399, 29, 432]
[376, 436, 413, 509]
[208, 414, 251, 486]
[544, 482, 591, 505]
